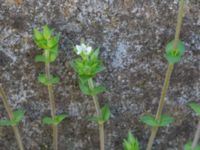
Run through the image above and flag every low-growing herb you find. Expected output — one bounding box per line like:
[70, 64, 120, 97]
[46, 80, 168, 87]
[71, 43, 110, 150]
[0, 85, 24, 150]
[141, 0, 186, 150]
[33, 25, 66, 150]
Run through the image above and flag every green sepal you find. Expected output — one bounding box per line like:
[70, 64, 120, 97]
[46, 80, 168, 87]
[70, 49, 105, 79]
[38, 74, 60, 85]
[188, 102, 200, 116]
[123, 131, 140, 150]
[184, 142, 200, 150]
[42, 114, 67, 125]
[141, 114, 174, 127]
[165, 40, 185, 64]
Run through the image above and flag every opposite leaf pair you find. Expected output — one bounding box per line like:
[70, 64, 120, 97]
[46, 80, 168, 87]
[0, 110, 25, 126]
[88, 105, 110, 124]
[141, 114, 175, 127]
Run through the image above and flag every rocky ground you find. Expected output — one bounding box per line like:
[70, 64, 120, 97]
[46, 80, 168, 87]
[0, 0, 200, 150]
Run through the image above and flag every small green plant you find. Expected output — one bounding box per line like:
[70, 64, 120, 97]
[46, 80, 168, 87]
[123, 131, 140, 150]
[140, 0, 186, 150]
[184, 102, 200, 150]
[33, 25, 67, 150]
[0, 85, 24, 150]
[71, 43, 110, 150]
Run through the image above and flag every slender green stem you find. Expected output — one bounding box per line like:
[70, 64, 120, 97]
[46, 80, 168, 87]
[45, 51, 57, 150]
[0, 85, 24, 150]
[192, 119, 200, 150]
[88, 79, 104, 150]
[174, 0, 185, 48]
[146, 1, 185, 149]
[88, 79, 100, 115]
[146, 64, 174, 150]
[99, 123, 105, 150]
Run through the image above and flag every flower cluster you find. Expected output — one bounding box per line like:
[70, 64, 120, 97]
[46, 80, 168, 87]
[75, 43, 92, 55]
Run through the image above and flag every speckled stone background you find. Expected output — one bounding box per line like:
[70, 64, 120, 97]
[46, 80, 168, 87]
[0, 0, 200, 150]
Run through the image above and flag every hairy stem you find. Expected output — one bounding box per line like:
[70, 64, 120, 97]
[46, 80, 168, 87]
[0, 85, 24, 150]
[45, 51, 57, 150]
[146, 1, 185, 149]
[88, 79, 104, 150]
[192, 119, 200, 150]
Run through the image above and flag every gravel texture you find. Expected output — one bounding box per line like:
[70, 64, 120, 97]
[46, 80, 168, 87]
[0, 0, 200, 150]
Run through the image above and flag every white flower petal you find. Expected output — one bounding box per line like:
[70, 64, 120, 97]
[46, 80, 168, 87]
[86, 47, 92, 54]
[81, 43, 87, 49]
[76, 45, 83, 55]
[75, 43, 93, 55]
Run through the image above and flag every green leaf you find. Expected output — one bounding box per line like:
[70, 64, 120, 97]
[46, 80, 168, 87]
[165, 40, 185, 64]
[35, 55, 48, 63]
[0, 119, 13, 126]
[90, 48, 100, 60]
[184, 142, 200, 150]
[94, 65, 105, 74]
[33, 28, 43, 41]
[35, 39, 48, 49]
[159, 114, 175, 127]
[86, 116, 99, 123]
[38, 74, 48, 85]
[42, 117, 54, 125]
[79, 75, 91, 83]
[188, 102, 200, 116]
[140, 115, 159, 127]
[100, 104, 110, 123]
[141, 114, 174, 127]
[79, 81, 91, 95]
[11, 110, 25, 126]
[42, 114, 67, 125]
[49, 76, 60, 84]
[47, 35, 60, 49]
[38, 74, 60, 85]
[49, 50, 58, 62]
[123, 131, 140, 150]
[43, 25, 52, 40]
[53, 114, 67, 125]
[91, 85, 106, 95]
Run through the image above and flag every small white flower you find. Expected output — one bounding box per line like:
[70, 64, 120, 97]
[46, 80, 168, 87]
[75, 43, 92, 55]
